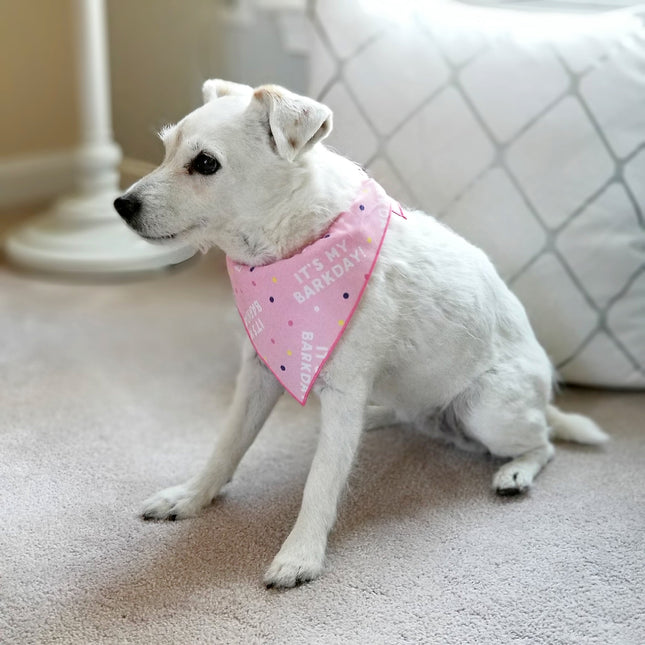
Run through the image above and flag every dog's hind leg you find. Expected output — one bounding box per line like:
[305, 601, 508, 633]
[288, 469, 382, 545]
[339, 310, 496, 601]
[458, 374, 554, 495]
[491, 443, 554, 495]
[141, 341, 283, 520]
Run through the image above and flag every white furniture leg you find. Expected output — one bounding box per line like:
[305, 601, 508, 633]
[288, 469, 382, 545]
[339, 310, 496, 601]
[4, 0, 194, 275]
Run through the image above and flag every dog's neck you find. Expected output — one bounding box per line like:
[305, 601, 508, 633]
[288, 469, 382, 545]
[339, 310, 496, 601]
[222, 147, 365, 266]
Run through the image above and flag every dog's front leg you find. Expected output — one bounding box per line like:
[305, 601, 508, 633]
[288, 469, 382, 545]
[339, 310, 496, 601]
[264, 385, 367, 588]
[141, 341, 283, 521]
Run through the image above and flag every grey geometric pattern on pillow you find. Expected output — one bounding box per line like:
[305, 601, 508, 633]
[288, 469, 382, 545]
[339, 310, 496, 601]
[309, 0, 645, 388]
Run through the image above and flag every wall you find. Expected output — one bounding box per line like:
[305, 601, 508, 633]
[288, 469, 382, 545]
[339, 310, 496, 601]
[0, 0, 78, 158]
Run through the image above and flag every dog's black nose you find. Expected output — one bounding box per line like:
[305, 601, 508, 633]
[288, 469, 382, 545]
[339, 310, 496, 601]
[113, 195, 141, 222]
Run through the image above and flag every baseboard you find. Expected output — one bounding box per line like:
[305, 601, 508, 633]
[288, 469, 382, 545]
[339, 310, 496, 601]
[0, 151, 156, 211]
[0, 150, 77, 211]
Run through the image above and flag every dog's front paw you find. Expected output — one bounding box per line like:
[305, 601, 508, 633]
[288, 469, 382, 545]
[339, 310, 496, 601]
[141, 483, 210, 521]
[264, 546, 325, 589]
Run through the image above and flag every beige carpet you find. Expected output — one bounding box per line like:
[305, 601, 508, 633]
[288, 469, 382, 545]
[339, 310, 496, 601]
[2, 249, 644, 644]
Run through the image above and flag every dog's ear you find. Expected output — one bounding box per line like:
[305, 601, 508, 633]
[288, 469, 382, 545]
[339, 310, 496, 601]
[202, 79, 253, 104]
[252, 85, 332, 162]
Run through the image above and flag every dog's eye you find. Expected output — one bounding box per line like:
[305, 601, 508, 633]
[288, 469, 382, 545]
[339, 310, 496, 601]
[188, 152, 220, 176]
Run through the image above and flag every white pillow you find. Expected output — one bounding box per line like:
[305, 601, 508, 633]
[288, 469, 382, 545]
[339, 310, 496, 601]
[309, 0, 645, 388]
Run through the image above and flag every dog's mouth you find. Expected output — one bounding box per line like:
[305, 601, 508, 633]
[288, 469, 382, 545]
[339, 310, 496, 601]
[139, 231, 181, 242]
[137, 223, 202, 243]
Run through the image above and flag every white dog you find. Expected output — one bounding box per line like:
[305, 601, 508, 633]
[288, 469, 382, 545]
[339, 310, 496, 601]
[114, 80, 608, 588]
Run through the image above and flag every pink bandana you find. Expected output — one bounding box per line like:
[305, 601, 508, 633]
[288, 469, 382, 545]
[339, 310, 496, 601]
[227, 179, 405, 405]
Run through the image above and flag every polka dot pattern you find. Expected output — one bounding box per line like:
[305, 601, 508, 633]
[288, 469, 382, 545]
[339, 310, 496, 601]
[226, 178, 400, 405]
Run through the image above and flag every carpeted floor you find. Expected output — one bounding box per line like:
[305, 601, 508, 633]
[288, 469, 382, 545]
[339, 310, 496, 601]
[1, 247, 644, 644]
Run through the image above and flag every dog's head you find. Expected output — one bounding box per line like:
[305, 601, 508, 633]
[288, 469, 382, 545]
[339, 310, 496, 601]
[114, 80, 333, 262]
